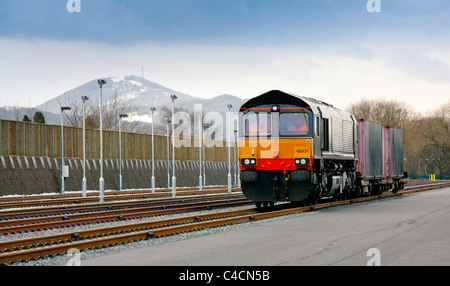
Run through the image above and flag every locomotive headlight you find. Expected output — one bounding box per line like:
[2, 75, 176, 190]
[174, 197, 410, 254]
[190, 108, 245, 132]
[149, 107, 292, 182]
[294, 158, 310, 166]
[241, 158, 257, 166]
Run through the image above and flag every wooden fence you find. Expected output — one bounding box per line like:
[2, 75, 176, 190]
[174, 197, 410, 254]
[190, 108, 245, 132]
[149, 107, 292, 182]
[0, 119, 231, 162]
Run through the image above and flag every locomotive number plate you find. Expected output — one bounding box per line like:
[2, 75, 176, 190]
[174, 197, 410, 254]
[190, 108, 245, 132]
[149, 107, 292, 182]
[296, 148, 309, 154]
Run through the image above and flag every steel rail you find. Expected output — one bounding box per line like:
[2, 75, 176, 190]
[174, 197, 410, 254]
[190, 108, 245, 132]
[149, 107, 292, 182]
[0, 197, 251, 236]
[0, 185, 232, 203]
[0, 186, 241, 210]
[0, 192, 243, 219]
[0, 182, 448, 265]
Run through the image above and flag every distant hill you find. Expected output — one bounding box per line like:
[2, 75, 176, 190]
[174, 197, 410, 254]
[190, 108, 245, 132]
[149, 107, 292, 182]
[1, 75, 248, 129]
[0, 106, 60, 124]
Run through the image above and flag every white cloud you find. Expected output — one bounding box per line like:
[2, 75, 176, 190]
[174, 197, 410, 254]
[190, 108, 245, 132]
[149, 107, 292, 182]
[0, 38, 448, 114]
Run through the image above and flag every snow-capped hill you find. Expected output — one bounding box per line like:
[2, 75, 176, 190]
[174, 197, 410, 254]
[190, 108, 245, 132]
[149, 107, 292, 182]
[30, 75, 247, 127]
[36, 75, 194, 115]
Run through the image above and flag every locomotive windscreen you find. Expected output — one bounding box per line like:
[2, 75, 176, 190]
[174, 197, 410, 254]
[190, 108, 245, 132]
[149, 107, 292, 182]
[244, 112, 272, 136]
[280, 113, 310, 135]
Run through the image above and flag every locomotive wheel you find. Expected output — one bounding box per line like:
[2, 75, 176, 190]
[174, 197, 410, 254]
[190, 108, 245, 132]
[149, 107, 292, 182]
[309, 194, 318, 206]
[334, 192, 348, 201]
[255, 201, 275, 210]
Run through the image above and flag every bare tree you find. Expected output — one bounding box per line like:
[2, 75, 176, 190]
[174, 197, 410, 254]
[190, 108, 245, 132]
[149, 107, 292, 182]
[33, 111, 45, 124]
[418, 100, 450, 177]
[153, 105, 194, 135]
[62, 92, 141, 132]
[346, 98, 412, 129]
[22, 115, 31, 122]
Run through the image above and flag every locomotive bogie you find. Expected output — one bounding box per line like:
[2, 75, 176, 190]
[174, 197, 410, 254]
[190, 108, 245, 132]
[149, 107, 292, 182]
[241, 170, 312, 203]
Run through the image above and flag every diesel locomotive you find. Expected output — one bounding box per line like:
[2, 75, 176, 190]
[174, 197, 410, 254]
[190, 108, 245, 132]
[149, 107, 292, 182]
[238, 90, 408, 208]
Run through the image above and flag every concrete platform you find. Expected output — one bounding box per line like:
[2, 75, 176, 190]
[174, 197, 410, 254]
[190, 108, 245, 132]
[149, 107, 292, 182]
[79, 187, 450, 266]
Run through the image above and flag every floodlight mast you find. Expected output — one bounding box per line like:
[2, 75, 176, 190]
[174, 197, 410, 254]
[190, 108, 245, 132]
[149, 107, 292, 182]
[60, 106, 71, 195]
[167, 119, 171, 189]
[170, 95, 177, 197]
[98, 79, 106, 202]
[119, 114, 128, 192]
[81, 96, 89, 198]
[150, 107, 156, 193]
[227, 104, 233, 194]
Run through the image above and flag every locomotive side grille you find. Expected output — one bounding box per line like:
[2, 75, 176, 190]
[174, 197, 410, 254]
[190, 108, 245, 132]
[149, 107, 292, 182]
[332, 118, 344, 153]
[342, 120, 354, 154]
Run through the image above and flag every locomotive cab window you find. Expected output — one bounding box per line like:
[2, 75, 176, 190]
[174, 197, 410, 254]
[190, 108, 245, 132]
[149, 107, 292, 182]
[244, 112, 272, 137]
[280, 113, 310, 136]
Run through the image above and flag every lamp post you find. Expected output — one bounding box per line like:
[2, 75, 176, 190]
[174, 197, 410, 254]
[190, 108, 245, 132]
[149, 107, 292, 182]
[60, 106, 71, 195]
[167, 119, 171, 189]
[98, 79, 106, 202]
[235, 116, 241, 188]
[233, 129, 238, 186]
[227, 104, 233, 194]
[237, 132, 241, 188]
[81, 96, 89, 197]
[170, 94, 177, 197]
[198, 116, 202, 191]
[202, 123, 211, 187]
[150, 107, 156, 193]
[118, 114, 128, 192]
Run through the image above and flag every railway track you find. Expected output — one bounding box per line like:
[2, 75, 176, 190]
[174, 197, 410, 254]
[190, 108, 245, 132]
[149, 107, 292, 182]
[0, 186, 238, 210]
[0, 196, 251, 236]
[0, 181, 449, 265]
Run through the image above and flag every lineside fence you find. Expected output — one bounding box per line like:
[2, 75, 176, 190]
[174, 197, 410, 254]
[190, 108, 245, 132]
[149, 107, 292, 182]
[0, 119, 232, 162]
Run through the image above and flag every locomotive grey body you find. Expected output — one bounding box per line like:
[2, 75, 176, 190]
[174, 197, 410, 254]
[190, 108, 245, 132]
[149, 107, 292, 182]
[238, 90, 407, 207]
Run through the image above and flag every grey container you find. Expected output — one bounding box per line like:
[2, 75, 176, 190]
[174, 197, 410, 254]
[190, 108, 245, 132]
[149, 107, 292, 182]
[383, 126, 404, 178]
[356, 120, 383, 179]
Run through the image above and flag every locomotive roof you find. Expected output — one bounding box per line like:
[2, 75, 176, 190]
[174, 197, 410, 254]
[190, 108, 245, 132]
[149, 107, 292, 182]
[240, 90, 333, 109]
[240, 90, 354, 121]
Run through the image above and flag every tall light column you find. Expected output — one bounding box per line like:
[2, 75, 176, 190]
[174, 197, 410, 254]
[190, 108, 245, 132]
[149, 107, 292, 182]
[98, 79, 107, 202]
[170, 95, 177, 197]
[233, 129, 238, 186]
[236, 131, 241, 188]
[227, 104, 233, 194]
[198, 117, 202, 191]
[202, 123, 211, 187]
[118, 114, 128, 192]
[81, 96, 89, 198]
[167, 119, 171, 189]
[60, 106, 71, 195]
[150, 107, 156, 193]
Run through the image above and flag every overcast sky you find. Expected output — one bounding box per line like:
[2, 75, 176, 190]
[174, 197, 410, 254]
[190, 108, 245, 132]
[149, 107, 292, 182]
[0, 0, 449, 113]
